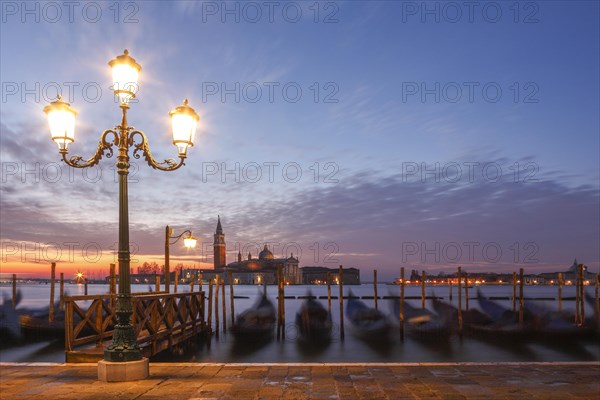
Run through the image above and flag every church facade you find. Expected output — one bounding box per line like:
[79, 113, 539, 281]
[210, 217, 301, 284]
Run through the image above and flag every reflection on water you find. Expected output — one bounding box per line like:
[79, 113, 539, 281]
[1, 283, 599, 363]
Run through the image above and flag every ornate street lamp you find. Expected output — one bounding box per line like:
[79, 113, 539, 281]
[44, 50, 199, 365]
[164, 225, 198, 292]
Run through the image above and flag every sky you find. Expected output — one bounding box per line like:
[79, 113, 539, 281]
[1, 1, 599, 281]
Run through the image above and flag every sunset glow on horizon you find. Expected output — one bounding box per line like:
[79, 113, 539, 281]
[1, 2, 598, 283]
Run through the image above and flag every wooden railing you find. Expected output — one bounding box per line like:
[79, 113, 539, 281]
[64, 291, 205, 359]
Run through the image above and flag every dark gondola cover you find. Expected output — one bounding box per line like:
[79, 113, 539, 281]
[295, 292, 332, 343]
[231, 288, 276, 343]
[346, 291, 390, 340]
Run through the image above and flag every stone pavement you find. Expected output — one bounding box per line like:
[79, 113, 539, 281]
[0, 362, 599, 399]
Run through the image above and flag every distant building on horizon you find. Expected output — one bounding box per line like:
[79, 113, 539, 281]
[300, 266, 361, 285]
[184, 217, 301, 284]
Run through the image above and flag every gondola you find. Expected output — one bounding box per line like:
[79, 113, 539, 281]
[391, 296, 451, 340]
[346, 291, 391, 340]
[432, 296, 492, 326]
[295, 292, 332, 343]
[231, 286, 276, 343]
[18, 313, 66, 339]
[475, 289, 593, 341]
[0, 294, 22, 346]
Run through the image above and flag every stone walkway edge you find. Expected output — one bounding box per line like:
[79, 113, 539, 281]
[2, 361, 599, 367]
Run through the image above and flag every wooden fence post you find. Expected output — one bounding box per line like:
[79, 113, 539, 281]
[155, 275, 160, 292]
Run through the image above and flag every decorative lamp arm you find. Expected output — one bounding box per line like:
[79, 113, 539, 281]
[170, 230, 192, 245]
[60, 129, 117, 168]
[130, 130, 185, 171]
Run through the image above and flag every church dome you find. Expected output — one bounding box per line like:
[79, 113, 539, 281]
[259, 245, 274, 260]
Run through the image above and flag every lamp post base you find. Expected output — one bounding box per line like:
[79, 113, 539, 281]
[98, 358, 149, 382]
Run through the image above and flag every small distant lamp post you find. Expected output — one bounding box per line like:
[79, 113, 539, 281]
[43, 50, 200, 370]
[165, 225, 198, 292]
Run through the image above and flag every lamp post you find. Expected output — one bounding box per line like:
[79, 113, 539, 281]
[43, 50, 199, 364]
[165, 225, 198, 292]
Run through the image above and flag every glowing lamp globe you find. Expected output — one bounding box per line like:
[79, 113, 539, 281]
[108, 49, 141, 104]
[169, 99, 199, 156]
[184, 235, 198, 249]
[43, 95, 78, 151]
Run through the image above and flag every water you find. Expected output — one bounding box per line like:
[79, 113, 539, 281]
[1, 283, 598, 363]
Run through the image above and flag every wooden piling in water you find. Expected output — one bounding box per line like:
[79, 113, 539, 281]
[84, 278, 88, 296]
[464, 272, 469, 311]
[518, 268, 524, 324]
[595, 273, 599, 326]
[59, 273, 64, 311]
[327, 272, 332, 314]
[400, 267, 405, 341]
[155, 275, 160, 292]
[339, 265, 345, 341]
[49, 263, 56, 322]
[221, 276, 226, 333]
[579, 264, 585, 325]
[557, 272, 563, 312]
[512, 271, 517, 312]
[421, 271, 426, 309]
[277, 266, 282, 340]
[207, 278, 213, 335]
[575, 267, 581, 325]
[373, 269, 378, 310]
[457, 267, 462, 335]
[190, 278, 194, 293]
[229, 272, 235, 328]
[281, 271, 286, 339]
[214, 275, 220, 338]
[174, 270, 179, 293]
[199, 273, 203, 292]
[12, 274, 17, 308]
[448, 278, 452, 301]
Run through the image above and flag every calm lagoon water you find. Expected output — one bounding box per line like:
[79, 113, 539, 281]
[1, 283, 598, 363]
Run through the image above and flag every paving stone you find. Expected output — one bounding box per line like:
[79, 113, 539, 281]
[1, 362, 599, 399]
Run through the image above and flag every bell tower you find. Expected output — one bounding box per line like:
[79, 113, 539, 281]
[213, 215, 226, 269]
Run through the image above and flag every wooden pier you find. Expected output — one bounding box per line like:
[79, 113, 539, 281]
[64, 291, 206, 363]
